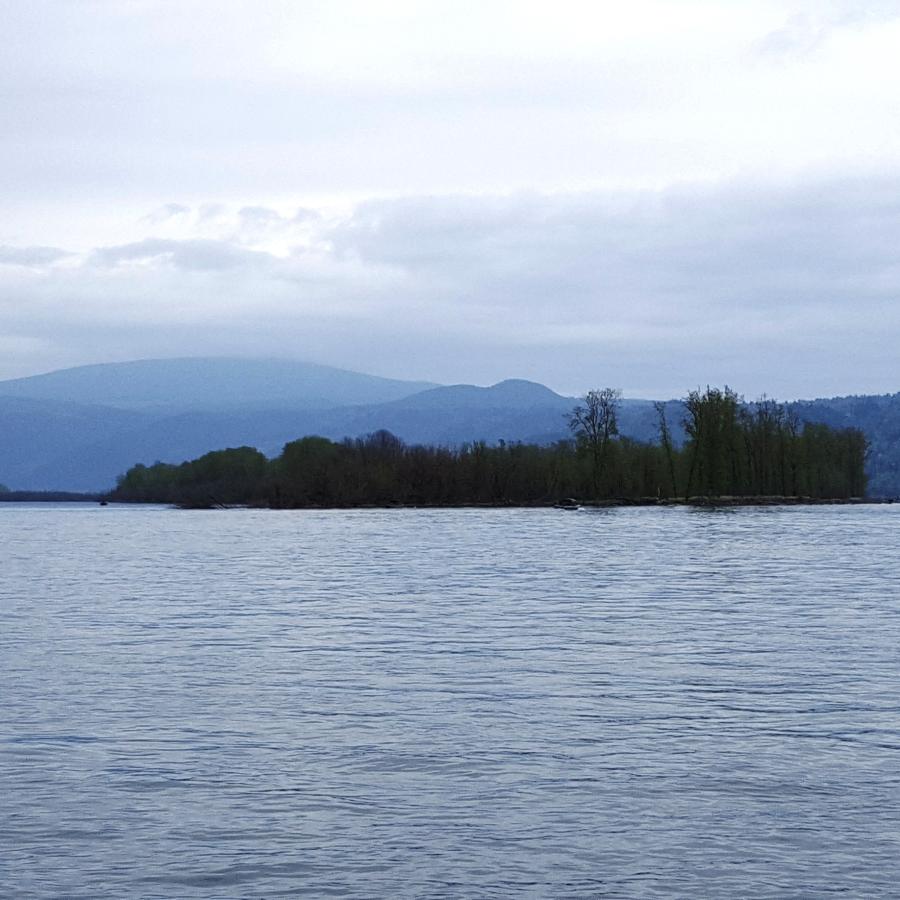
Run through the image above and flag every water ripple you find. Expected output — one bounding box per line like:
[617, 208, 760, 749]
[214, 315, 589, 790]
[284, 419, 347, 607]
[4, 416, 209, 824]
[2, 504, 899, 897]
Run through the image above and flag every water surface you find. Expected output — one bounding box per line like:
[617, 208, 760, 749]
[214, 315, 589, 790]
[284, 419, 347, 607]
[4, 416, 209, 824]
[2, 504, 899, 897]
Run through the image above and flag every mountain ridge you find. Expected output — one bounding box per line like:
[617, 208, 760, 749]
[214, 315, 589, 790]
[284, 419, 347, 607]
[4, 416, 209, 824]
[1, 358, 897, 495]
[0, 357, 438, 411]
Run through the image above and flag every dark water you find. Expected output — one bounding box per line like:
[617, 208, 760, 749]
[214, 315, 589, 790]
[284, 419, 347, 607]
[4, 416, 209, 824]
[2, 504, 900, 898]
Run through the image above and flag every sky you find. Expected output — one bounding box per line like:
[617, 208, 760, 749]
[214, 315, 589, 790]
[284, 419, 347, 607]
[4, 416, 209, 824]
[1, 0, 899, 398]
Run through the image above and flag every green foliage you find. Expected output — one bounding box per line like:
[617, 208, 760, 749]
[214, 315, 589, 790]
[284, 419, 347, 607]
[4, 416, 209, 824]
[110, 388, 869, 506]
[680, 387, 867, 499]
[115, 447, 267, 505]
[788, 393, 899, 497]
[0, 483, 9, 493]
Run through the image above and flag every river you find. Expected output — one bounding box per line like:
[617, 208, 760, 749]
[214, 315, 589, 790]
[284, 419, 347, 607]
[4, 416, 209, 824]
[2, 504, 899, 897]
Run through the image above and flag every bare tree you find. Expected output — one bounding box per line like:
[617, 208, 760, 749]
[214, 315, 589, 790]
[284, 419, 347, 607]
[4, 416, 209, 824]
[568, 388, 621, 497]
[654, 401, 678, 498]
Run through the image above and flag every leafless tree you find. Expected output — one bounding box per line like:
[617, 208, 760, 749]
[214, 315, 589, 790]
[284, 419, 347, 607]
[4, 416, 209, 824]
[568, 388, 621, 496]
[654, 401, 678, 498]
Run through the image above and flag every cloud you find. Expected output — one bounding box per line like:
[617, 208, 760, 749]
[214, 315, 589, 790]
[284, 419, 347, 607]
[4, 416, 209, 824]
[1, 177, 899, 399]
[293, 207, 322, 224]
[328, 180, 900, 323]
[125, 204, 326, 253]
[752, 1, 900, 61]
[2, 3, 899, 402]
[0, 244, 70, 266]
[141, 203, 191, 225]
[753, 14, 829, 60]
[4, 1, 900, 216]
[238, 206, 285, 227]
[234, 206, 321, 245]
[90, 238, 273, 271]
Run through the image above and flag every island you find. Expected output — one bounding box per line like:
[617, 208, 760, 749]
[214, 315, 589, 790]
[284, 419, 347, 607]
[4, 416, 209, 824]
[108, 387, 871, 508]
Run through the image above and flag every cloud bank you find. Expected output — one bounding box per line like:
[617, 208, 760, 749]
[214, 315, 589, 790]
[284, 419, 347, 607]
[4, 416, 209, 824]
[1, 177, 898, 399]
[1, 2, 899, 398]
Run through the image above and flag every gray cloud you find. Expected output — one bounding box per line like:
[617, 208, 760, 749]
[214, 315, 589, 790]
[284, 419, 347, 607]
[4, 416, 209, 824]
[329, 180, 900, 314]
[90, 238, 273, 271]
[3, 1, 900, 404]
[1, 177, 899, 399]
[0, 244, 70, 266]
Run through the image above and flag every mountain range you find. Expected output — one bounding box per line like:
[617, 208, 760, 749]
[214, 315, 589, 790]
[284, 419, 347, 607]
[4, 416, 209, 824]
[1, 357, 897, 496]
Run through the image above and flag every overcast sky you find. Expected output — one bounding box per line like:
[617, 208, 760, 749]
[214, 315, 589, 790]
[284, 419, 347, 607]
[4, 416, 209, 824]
[2, 0, 899, 398]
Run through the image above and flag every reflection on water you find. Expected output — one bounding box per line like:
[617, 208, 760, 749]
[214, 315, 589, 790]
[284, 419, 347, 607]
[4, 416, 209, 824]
[2, 504, 900, 898]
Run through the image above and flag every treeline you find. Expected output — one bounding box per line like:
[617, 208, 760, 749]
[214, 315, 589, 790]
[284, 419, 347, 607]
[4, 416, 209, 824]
[788, 392, 900, 498]
[677, 388, 867, 498]
[0, 491, 102, 502]
[110, 387, 868, 506]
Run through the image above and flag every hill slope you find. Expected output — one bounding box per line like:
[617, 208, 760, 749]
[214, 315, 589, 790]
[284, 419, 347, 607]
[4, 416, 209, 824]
[0, 396, 151, 489]
[0, 357, 436, 412]
[1, 358, 897, 495]
[788, 393, 900, 499]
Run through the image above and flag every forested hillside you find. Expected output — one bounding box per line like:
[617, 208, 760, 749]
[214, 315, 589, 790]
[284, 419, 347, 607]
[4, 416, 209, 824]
[1, 358, 897, 495]
[112, 388, 868, 507]
[788, 393, 900, 498]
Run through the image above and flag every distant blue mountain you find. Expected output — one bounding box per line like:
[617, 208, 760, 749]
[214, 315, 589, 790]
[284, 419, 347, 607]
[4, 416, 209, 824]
[786, 393, 900, 499]
[387, 379, 570, 411]
[0, 358, 897, 495]
[0, 376, 579, 490]
[0, 364, 591, 489]
[0, 396, 148, 490]
[0, 357, 436, 412]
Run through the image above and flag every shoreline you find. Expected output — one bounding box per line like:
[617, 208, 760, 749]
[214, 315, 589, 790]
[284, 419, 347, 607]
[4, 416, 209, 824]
[0, 491, 104, 503]
[205, 495, 895, 510]
[2, 494, 895, 509]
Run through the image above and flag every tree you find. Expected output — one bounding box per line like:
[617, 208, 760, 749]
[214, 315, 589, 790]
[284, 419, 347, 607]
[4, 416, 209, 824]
[682, 386, 741, 497]
[277, 436, 343, 504]
[654, 401, 678, 498]
[568, 388, 621, 497]
[107, 383, 870, 505]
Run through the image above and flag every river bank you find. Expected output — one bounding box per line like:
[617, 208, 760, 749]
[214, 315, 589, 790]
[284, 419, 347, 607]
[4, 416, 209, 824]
[0, 491, 103, 502]
[3, 493, 891, 509]
[178, 495, 895, 510]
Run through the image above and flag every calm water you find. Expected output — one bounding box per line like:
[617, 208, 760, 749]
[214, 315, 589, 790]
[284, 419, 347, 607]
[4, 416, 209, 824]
[2, 504, 900, 898]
